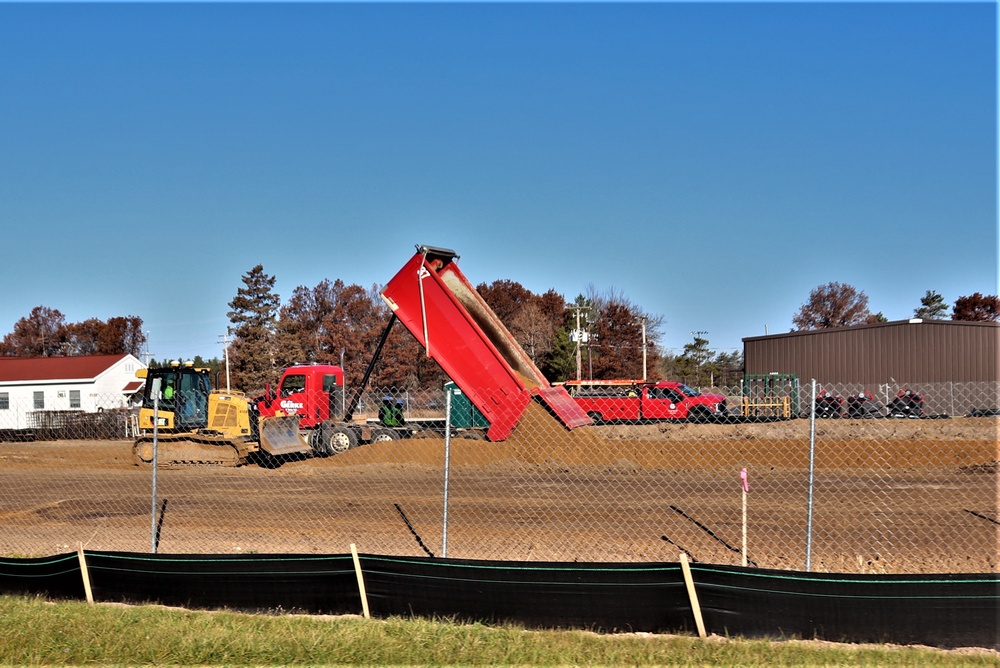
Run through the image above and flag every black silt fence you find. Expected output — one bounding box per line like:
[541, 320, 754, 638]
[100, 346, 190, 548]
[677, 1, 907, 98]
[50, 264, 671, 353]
[1, 552, 997, 649]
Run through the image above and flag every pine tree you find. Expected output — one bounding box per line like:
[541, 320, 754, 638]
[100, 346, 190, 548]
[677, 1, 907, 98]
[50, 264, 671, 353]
[227, 265, 282, 395]
[914, 290, 950, 319]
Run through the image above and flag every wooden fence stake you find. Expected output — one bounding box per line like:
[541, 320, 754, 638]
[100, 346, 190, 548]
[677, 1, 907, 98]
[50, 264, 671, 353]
[350, 543, 370, 618]
[680, 553, 706, 638]
[76, 543, 94, 604]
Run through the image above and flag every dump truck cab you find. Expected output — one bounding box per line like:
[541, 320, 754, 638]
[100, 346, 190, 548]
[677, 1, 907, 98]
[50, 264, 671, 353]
[257, 364, 346, 429]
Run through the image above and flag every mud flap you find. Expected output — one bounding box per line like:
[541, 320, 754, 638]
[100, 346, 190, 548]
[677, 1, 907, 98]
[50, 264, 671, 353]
[258, 416, 312, 456]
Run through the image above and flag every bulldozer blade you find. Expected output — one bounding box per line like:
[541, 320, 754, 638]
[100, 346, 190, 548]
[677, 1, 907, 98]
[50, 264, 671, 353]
[259, 416, 312, 456]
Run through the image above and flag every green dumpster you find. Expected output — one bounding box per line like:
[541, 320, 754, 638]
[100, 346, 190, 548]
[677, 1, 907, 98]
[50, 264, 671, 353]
[445, 381, 490, 429]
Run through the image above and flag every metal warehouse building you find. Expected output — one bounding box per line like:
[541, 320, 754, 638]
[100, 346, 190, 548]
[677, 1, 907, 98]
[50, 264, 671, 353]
[742, 319, 999, 417]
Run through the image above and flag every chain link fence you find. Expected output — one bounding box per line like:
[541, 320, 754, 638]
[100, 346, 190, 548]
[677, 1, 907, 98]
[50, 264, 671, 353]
[0, 380, 996, 574]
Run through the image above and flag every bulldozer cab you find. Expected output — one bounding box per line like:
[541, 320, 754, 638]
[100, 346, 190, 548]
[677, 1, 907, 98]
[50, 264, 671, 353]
[137, 365, 212, 432]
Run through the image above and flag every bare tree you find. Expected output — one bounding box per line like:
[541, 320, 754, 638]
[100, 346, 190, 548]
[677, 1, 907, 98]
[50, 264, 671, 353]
[510, 301, 556, 367]
[792, 282, 873, 330]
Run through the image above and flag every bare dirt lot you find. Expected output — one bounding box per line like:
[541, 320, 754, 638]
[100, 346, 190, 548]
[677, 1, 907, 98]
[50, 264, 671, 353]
[1, 407, 996, 574]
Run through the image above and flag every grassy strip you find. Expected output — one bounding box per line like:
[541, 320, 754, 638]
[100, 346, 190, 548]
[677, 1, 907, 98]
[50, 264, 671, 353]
[0, 595, 995, 666]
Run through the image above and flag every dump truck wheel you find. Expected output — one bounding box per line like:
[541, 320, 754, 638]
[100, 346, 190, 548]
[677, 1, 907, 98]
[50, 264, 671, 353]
[321, 425, 357, 455]
[587, 412, 604, 425]
[370, 428, 399, 443]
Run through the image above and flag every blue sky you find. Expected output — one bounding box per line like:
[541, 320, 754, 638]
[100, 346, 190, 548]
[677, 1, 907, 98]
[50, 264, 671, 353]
[1, 2, 996, 365]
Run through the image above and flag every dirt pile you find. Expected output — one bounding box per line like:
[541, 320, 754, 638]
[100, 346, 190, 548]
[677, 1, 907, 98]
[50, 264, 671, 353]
[321, 409, 997, 472]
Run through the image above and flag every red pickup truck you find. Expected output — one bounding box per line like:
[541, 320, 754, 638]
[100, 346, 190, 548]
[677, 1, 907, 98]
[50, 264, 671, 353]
[562, 380, 727, 424]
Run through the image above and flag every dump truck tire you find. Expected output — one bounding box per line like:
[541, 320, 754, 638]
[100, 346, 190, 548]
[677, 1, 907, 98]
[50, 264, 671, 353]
[370, 428, 399, 443]
[319, 424, 357, 455]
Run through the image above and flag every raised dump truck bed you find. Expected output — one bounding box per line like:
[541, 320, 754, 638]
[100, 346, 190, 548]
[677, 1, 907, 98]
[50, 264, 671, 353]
[380, 245, 591, 441]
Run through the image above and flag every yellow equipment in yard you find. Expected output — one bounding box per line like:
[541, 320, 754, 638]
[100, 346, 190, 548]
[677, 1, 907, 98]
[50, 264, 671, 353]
[131, 364, 311, 468]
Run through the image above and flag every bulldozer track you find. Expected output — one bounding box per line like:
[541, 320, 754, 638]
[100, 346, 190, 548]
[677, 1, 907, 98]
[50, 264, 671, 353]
[132, 434, 253, 468]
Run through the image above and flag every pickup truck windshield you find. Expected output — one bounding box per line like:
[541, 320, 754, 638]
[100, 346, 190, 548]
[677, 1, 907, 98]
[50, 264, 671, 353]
[678, 384, 701, 397]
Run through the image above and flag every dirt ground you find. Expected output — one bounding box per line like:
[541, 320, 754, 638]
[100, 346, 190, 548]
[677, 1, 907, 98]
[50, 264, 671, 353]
[1, 407, 996, 574]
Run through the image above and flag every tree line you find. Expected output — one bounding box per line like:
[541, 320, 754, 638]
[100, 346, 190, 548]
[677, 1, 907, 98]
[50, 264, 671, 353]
[791, 283, 999, 330]
[225, 266, 673, 396]
[0, 307, 145, 358]
[2, 277, 994, 397]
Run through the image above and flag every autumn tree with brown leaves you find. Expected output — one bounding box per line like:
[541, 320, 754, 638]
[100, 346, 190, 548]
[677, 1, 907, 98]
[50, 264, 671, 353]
[792, 282, 874, 330]
[0, 306, 68, 357]
[476, 280, 576, 379]
[952, 293, 1000, 322]
[1, 307, 146, 358]
[278, 278, 444, 391]
[230, 268, 664, 393]
[585, 287, 663, 380]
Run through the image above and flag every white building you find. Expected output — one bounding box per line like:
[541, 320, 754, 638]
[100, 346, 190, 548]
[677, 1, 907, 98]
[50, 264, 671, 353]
[0, 354, 146, 430]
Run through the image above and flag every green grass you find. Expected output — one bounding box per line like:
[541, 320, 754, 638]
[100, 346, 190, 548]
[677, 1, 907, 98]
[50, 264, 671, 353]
[0, 595, 996, 666]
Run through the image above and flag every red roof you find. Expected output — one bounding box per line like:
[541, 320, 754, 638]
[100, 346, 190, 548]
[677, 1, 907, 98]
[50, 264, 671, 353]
[0, 354, 131, 383]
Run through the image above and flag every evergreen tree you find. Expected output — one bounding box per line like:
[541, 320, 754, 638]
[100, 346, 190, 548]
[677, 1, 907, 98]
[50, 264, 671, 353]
[227, 265, 282, 395]
[542, 326, 577, 382]
[914, 290, 950, 320]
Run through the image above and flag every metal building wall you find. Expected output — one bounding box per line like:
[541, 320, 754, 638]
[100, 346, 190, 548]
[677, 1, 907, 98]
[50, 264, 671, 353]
[743, 320, 999, 414]
[744, 319, 999, 384]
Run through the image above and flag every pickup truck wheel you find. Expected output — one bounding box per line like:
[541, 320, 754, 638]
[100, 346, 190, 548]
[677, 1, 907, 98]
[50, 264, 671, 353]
[370, 428, 399, 443]
[587, 412, 604, 425]
[321, 425, 357, 455]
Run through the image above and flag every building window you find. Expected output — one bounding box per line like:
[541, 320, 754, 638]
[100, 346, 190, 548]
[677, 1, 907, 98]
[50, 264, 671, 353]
[70, 390, 81, 409]
[0, 392, 8, 410]
[34, 391, 44, 410]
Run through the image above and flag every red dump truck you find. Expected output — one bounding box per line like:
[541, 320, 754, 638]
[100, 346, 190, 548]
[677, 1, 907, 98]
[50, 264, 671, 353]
[380, 245, 591, 441]
[561, 379, 727, 423]
[255, 245, 593, 452]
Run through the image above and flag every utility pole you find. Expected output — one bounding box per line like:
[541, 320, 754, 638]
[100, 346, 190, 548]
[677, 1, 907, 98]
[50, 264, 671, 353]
[567, 304, 590, 381]
[218, 330, 232, 392]
[641, 316, 647, 382]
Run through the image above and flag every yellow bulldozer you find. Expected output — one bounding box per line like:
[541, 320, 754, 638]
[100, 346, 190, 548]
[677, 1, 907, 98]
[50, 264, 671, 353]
[132, 363, 312, 467]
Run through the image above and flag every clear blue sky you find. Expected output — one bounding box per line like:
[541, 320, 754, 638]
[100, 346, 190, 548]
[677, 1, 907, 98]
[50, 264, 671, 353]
[1, 2, 996, 364]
